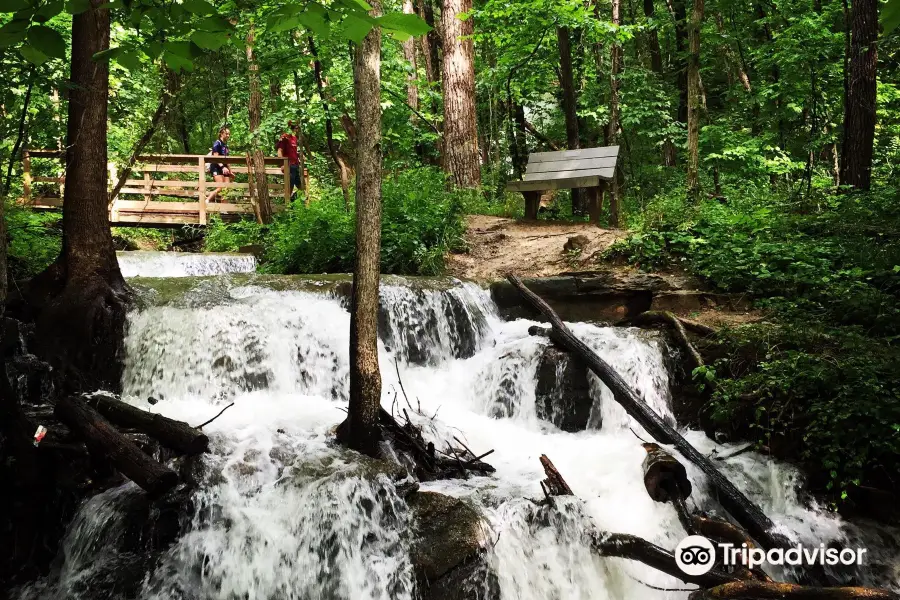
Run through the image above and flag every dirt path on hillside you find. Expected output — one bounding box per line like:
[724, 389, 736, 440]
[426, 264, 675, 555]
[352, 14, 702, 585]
[448, 215, 760, 328]
[447, 215, 626, 281]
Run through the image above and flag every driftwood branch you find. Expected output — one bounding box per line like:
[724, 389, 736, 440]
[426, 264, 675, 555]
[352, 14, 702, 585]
[505, 274, 797, 560]
[55, 397, 178, 496]
[540, 454, 573, 496]
[689, 581, 900, 600]
[84, 393, 208, 455]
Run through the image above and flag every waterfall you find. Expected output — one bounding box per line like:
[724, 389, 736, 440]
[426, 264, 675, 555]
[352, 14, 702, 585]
[117, 251, 257, 278]
[15, 276, 896, 600]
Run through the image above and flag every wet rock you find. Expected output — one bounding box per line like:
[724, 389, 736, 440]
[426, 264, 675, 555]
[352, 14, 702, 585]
[534, 346, 596, 432]
[421, 554, 499, 600]
[408, 491, 486, 583]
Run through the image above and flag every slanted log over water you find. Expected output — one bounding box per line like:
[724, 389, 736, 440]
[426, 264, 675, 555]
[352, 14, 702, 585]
[642, 442, 692, 502]
[689, 581, 900, 600]
[55, 396, 178, 496]
[83, 393, 208, 455]
[505, 274, 799, 563]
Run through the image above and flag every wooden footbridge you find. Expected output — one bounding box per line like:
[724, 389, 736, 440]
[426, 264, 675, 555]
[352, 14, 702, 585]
[20, 149, 302, 227]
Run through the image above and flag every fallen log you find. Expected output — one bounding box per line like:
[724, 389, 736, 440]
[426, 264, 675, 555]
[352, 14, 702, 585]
[689, 581, 900, 600]
[642, 442, 692, 502]
[590, 530, 738, 588]
[506, 275, 797, 560]
[55, 396, 178, 496]
[83, 393, 208, 455]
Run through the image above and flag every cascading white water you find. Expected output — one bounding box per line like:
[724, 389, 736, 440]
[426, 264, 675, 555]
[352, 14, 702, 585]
[16, 276, 897, 600]
[117, 251, 257, 278]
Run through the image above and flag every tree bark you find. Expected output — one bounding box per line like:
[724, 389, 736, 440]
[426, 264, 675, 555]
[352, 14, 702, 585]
[55, 396, 179, 496]
[82, 394, 209, 455]
[839, 0, 878, 191]
[510, 101, 529, 178]
[310, 36, 352, 208]
[644, 0, 663, 73]
[337, 0, 383, 458]
[402, 0, 419, 114]
[557, 26, 583, 213]
[686, 0, 704, 200]
[505, 275, 810, 569]
[417, 0, 441, 86]
[247, 25, 273, 223]
[27, 0, 129, 392]
[608, 1, 623, 227]
[441, 0, 481, 188]
[669, 0, 689, 124]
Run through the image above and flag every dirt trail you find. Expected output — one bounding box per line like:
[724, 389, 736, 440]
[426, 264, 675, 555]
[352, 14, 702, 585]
[447, 215, 626, 281]
[448, 215, 759, 328]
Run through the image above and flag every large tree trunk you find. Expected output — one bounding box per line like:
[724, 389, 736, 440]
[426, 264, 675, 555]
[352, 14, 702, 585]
[402, 0, 419, 114]
[417, 0, 441, 86]
[247, 25, 273, 223]
[644, 0, 663, 73]
[337, 1, 383, 457]
[27, 0, 129, 391]
[839, 0, 878, 191]
[686, 0, 704, 200]
[668, 0, 689, 124]
[557, 26, 583, 214]
[441, 0, 481, 188]
[608, 0, 623, 227]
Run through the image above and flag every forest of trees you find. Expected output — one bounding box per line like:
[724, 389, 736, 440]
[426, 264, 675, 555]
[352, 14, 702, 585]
[1, 0, 899, 502]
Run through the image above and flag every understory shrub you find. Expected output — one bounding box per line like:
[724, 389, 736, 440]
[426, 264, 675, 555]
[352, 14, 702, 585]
[606, 184, 900, 502]
[206, 167, 468, 276]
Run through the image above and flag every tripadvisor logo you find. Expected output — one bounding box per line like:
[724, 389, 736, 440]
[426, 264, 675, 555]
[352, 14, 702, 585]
[674, 535, 867, 576]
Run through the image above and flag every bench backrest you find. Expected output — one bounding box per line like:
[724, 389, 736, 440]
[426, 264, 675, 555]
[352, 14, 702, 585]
[522, 146, 619, 183]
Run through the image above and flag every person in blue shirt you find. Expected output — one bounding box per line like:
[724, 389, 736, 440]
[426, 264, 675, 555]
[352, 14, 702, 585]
[206, 126, 234, 203]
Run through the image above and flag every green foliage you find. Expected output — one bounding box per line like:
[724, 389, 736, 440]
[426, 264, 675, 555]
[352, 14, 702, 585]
[607, 186, 900, 501]
[3, 199, 60, 278]
[206, 167, 466, 276]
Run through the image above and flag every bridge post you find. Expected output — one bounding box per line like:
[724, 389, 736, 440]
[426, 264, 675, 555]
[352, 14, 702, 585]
[282, 157, 290, 204]
[197, 155, 207, 225]
[22, 150, 31, 203]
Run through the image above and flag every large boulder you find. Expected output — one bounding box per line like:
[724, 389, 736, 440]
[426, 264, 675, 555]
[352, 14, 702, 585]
[534, 345, 596, 432]
[408, 491, 498, 600]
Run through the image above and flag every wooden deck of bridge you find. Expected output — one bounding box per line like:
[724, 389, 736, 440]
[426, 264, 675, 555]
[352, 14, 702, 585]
[20, 150, 297, 227]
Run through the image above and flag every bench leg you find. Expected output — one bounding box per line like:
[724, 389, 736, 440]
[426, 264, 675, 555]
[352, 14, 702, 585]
[523, 191, 540, 220]
[588, 184, 605, 225]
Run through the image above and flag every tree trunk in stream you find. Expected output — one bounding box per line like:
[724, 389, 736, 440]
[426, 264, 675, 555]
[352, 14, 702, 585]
[26, 0, 129, 392]
[338, 0, 383, 458]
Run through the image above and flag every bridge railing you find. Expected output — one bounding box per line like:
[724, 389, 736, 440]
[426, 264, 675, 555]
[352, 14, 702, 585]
[21, 149, 292, 226]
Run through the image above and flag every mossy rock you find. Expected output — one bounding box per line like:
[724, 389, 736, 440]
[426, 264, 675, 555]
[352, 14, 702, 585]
[408, 491, 486, 582]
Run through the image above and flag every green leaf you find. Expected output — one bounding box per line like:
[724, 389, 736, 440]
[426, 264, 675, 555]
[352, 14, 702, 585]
[34, 0, 62, 18]
[0, 0, 29, 12]
[377, 12, 431, 37]
[882, 0, 900, 35]
[0, 29, 27, 47]
[27, 25, 65, 58]
[335, 13, 372, 42]
[297, 4, 329, 36]
[19, 43, 48, 64]
[0, 18, 30, 32]
[163, 50, 193, 72]
[65, 0, 90, 13]
[115, 49, 140, 70]
[190, 29, 227, 50]
[181, 0, 213, 15]
[197, 14, 230, 31]
[164, 40, 193, 58]
[268, 14, 301, 33]
[92, 46, 120, 61]
[337, 0, 372, 11]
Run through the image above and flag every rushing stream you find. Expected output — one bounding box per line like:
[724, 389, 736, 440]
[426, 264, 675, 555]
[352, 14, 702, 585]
[14, 253, 899, 599]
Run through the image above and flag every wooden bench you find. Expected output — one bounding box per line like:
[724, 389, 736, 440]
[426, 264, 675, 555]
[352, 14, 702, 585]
[505, 146, 619, 223]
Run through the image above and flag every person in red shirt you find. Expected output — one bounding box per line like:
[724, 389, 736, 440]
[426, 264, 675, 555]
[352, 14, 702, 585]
[276, 120, 302, 202]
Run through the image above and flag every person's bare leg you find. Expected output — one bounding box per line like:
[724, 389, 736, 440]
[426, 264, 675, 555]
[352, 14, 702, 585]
[206, 174, 225, 203]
